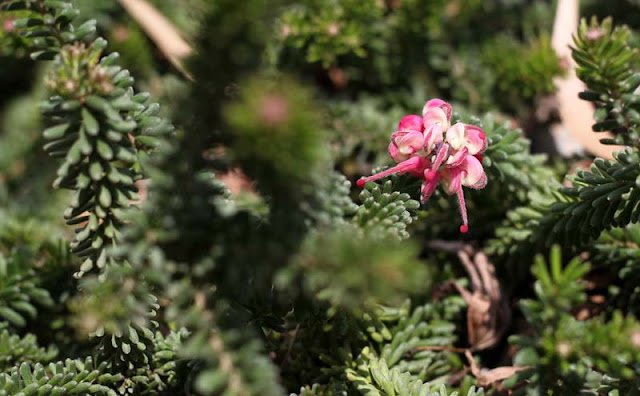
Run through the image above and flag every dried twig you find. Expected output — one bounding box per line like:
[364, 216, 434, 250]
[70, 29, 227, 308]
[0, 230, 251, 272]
[465, 350, 529, 389]
[428, 241, 510, 351]
[117, 0, 194, 81]
[549, 0, 620, 159]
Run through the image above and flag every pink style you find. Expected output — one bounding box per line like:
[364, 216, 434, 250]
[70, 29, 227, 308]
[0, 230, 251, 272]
[356, 99, 488, 234]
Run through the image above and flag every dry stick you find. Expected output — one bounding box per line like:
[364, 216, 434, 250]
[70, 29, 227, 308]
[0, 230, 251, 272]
[279, 323, 300, 371]
[412, 345, 468, 353]
[117, 0, 194, 81]
[551, 0, 620, 159]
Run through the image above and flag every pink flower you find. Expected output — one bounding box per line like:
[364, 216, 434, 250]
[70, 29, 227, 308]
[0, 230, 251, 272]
[357, 99, 488, 233]
[422, 99, 452, 126]
[440, 154, 487, 233]
[398, 114, 423, 132]
[388, 130, 425, 162]
[388, 115, 425, 163]
[445, 123, 486, 155]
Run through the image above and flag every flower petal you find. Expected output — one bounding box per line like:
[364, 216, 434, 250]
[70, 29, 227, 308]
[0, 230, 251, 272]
[388, 141, 409, 163]
[460, 154, 487, 188]
[464, 125, 487, 155]
[421, 170, 440, 202]
[445, 122, 466, 150]
[398, 114, 424, 132]
[423, 107, 449, 130]
[422, 99, 452, 122]
[439, 167, 462, 196]
[423, 123, 444, 152]
[393, 130, 424, 155]
[446, 147, 468, 167]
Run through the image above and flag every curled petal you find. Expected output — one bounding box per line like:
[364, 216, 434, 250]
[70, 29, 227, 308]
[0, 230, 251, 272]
[421, 169, 440, 202]
[422, 99, 452, 122]
[392, 130, 424, 155]
[464, 125, 487, 155]
[423, 107, 449, 130]
[446, 147, 468, 167]
[438, 166, 471, 233]
[423, 123, 444, 153]
[439, 167, 462, 196]
[398, 114, 424, 132]
[444, 122, 466, 150]
[460, 154, 486, 189]
[388, 141, 409, 163]
[444, 123, 488, 155]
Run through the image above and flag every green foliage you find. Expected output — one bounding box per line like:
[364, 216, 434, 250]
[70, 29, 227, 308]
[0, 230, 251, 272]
[478, 114, 555, 196]
[187, 324, 284, 396]
[290, 225, 429, 311]
[224, 75, 327, 184]
[0, 357, 122, 396]
[490, 147, 640, 262]
[465, 34, 562, 113]
[356, 179, 420, 239]
[272, 0, 562, 114]
[594, 223, 640, 316]
[0, 326, 57, 372]
[489, 17, 640, 267]
[276, 0, 384, 67]
[506, 247, 640, 395]
[4, 0, 173, 277]
[346, 352, 482, 396]
[0, 251, 53, 327]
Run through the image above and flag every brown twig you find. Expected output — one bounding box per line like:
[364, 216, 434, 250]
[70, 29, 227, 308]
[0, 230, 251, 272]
[465, 350, 529, 389]
[412, 345, 468, 354]
[427, 241, 510, 351]
[117, 0, 194, 81]
[279, 324, 300, 371]
[550, 0, 621, 159]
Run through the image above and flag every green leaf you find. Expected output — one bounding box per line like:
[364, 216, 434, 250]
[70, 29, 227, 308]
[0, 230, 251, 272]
[82, 108, 99, 136]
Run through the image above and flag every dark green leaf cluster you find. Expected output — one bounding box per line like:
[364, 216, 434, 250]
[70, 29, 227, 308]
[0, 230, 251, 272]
[550, 149, 640, 245]
[376, 297, 465, 379]
[506, 247, 640, 395]
[288, 225, 430, 311]
[490, 147, 640, 263]
[187, 324, 285, 396]
[4, 0, 173, 277]
[478, 34, 562, 107]
[307, 171, 358, 226]
[115, 328, 189, 395]
[594, 223, 640, 316]
[0, 326, 57, 372]
[346, 351, 482, 396]
[481, 115, 555, 196]
[0, 357, 122, 396]
[275, 0, 384, 68]
[356, 179, 420, 240]
[0, 250, 53, 327]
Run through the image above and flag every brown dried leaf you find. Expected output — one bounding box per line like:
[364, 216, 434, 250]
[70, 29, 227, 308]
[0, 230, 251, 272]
[465, 350, 529, 388]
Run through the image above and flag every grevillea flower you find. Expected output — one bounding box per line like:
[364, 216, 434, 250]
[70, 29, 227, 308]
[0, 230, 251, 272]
[357, 99, 488, 233]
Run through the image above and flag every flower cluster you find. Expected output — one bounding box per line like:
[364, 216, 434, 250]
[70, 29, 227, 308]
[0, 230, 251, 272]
[356, 99, 488, 233]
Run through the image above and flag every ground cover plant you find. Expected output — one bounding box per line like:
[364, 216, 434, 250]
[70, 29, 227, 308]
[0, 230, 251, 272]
[0, 0, 639, 395]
